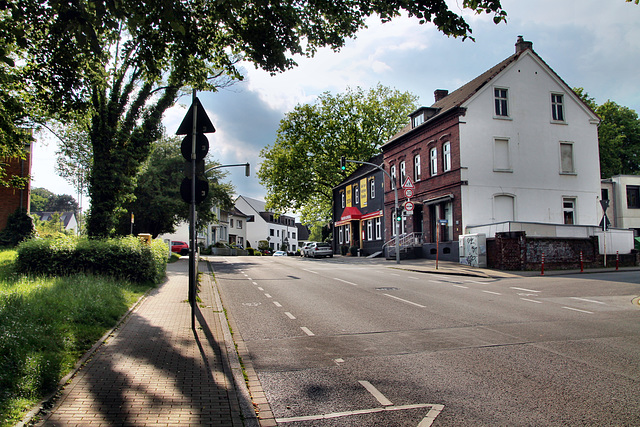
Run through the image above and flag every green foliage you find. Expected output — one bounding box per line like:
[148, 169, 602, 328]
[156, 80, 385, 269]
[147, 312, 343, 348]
[15, 236, 167, 284]
[0, 248, 149, 425]
[575, 88, 640, 178]
[259, 84, 419, 223]
[113, 135, 234, 238]
[0, 209, 35, 247]
[30, 188, 79, 213]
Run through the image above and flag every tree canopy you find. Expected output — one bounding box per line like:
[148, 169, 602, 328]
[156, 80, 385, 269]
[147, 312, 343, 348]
[258, 84, 419, 223]
[575, 88, 640, 178]
[1, 0, 509, 236]
[113, 135, 234, 238]
[30, 188, 79, 213]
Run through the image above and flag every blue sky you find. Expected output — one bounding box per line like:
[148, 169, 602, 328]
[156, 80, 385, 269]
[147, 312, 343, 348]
[32, 0, 640, 213]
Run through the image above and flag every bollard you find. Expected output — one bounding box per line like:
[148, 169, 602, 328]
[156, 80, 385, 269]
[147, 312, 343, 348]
[580, 251, 584, 272]
[616, 251, 619, 271]
[541, 252, 545, 276]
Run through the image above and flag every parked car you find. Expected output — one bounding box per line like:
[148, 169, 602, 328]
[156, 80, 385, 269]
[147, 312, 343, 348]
[301, 242, 314, 257]
[307, 242, 333, 258]
[171, 241, 189, 256]
[273, 251, 288, 256]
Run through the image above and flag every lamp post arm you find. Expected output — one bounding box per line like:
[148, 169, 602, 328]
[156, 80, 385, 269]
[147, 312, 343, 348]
[344, 159, 400, 264]
[205, 163, 250, 176]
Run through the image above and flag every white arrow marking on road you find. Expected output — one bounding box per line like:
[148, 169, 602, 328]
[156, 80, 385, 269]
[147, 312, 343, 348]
[276, 403, 445, 425]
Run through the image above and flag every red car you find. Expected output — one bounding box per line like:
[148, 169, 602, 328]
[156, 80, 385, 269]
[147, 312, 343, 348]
[171, 241, 189, 255]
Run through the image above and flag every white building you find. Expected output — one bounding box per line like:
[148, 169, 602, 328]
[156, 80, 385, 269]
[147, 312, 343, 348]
[234, 195, 298, 252]
[601, 175, 640, 235]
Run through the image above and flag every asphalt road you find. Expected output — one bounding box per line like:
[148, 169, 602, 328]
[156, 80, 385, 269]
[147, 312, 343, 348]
[211, 256, 640, 426]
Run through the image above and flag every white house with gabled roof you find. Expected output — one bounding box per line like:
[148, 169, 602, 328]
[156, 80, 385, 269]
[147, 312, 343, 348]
[234, 195, 298, 252]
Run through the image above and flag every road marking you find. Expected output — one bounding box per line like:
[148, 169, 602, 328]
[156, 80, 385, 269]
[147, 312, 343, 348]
[520, 298, 542, 304]
[383, 294, 426, 308]
[257, 287, 264, 291]
[570, 297, 606, 305]
[334, 358, 345, 364]
[334, 278, 359, 286]
[273, 301, 282, 307]
[300, 327, 315, 336]
[276, 403, 444, 425]
[563, 306, 593, 314]
[264, 293, 272, 298]
[482, 290, 502, 295]
[466, 280, 490, 285]
[510, 287, 541, 293]
[408, 276, 420, 280]
[359, 381, 393, 406]
[452, 284, 469, 289]
[285, 312, 296, 319]
[302, 268, 318, 274]
[252, 281, 258, 285]
[390, 273, 401, 277]
[429, 280, 444, 284]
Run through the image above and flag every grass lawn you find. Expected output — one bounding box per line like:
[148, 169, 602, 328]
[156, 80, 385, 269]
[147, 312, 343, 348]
[0, 248, 152, 426]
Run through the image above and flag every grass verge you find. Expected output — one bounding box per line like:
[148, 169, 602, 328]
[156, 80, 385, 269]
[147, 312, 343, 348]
[0, 248, 151, 426]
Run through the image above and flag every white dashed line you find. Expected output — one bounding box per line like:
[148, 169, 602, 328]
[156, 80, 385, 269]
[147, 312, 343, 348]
[300, 327, 315, 336]
[285, 312, 296, 319]
[383, 294, 426, 308]
[510, 287, 541, 293]
[563, 306, 593, 314]
[429, 280, 444, 284]
[482, 290, 502, 295]
[273, 301, 282, 307]
[570, 297, 606, 305]
[520, 298, 542, 304]
[452, 284, 469, 289]
[334, 278, 359, 286]
[466, 280, 491, 285]
[302, 269, 318, 274]
[252, 281, 258, 286]
[257, 287, 264, 291]
[408, 276, 420, 280]
[264, 293, 272, 298]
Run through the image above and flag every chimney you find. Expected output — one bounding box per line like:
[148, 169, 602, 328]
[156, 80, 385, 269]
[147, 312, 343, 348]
[434, 89, 449, 102]
[515, 35, 533, 54]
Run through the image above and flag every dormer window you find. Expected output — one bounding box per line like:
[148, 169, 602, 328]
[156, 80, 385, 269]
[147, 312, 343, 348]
[412, 113, 424, 128]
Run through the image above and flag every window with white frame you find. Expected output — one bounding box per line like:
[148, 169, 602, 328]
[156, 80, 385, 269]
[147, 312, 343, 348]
[237, 220, 242, 229]
[345, 224, 350, 244]
[443, 142, 451, 172]
[493, 138, 511, 172]
[374, 217, 381, 240]
[414, 154, 421, 181]
[390, 165, 396, 189]
[551, 93, 565, 121]
[339, 227, 344, 244]
[494, 88, 509, 117]
[230, 218, 234, 228]
[369, 177, 375, 199]
[400, 161, 406, 184]
[560, 142, 575, 174]
[430, 147, 438, 176]
[367, 220, 373, 241]
[340, 190, 345, 208]
[563, 198, 576, 225]
[354, 184, 360, 205]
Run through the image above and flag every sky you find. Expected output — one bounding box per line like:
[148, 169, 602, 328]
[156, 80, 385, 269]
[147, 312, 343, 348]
[31, 0, 640, 214]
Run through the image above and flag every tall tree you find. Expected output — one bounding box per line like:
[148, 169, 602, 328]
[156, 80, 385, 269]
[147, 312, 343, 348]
[258, 84, 419, 223]
[3, 0, 509, 236]
[114, 135, 234, 238]
[575, 88, 640, 178]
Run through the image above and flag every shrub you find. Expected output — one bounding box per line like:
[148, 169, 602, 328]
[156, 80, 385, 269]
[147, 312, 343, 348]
[15, 236, 168, 284]
[0, 209, 35, 247]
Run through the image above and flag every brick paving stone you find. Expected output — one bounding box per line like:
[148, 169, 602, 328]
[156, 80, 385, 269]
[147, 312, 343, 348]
[37, 259, 245, 426]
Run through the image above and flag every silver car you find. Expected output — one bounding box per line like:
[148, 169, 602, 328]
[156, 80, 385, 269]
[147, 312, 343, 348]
[308, 242, 333, 258]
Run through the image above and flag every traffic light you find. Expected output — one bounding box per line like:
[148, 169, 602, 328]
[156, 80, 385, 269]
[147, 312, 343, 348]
[395, 209, 402, 222]
[340, 156, 346, 170]
[176, 97, 216, 204]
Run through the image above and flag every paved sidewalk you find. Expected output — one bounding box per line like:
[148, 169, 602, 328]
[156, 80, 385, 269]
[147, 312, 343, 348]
[35, 259, 249, 426]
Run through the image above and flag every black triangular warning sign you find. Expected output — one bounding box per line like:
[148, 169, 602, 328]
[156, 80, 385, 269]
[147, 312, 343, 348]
[176, 97, 216, 135]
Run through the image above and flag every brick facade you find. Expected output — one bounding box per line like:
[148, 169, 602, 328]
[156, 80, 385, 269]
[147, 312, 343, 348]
[383, 109, 465, 248]
[0, 144, 32, 230]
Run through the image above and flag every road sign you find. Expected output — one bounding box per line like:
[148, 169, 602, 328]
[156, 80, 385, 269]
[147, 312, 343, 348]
[438, 219, 448, 225]
[404, 201, 414, 211]
[402, 176, 415, 189]
[404, 188, 414, 198]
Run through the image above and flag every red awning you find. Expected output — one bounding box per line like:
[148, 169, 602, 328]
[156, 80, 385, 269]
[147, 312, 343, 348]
[335, 206, 362, 226]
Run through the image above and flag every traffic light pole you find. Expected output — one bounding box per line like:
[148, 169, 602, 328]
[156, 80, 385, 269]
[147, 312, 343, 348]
[343, 159, 400, 264]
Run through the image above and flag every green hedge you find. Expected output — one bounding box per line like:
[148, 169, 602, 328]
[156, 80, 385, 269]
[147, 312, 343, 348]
[15, 236, 168, 284]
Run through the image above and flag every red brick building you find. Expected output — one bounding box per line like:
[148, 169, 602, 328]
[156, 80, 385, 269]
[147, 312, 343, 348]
[0, 143, 32, 230]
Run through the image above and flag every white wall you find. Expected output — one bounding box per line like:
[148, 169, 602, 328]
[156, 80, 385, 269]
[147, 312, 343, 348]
[459, 52, 601, 230]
